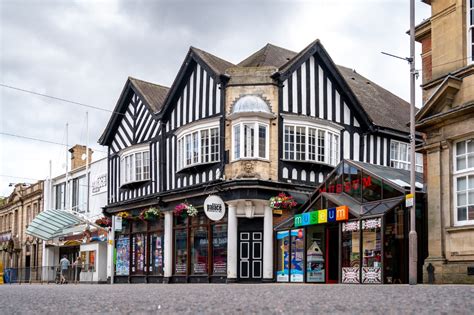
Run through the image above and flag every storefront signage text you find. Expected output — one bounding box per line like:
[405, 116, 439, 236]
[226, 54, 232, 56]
[319, 176, 372, 194]
[92, 173, 107, 195]
[204, 195, 226, 221]
[294, 206, 349, 227]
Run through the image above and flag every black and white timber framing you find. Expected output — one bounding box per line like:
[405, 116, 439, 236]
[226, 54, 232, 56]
[99, 41, 418, 209]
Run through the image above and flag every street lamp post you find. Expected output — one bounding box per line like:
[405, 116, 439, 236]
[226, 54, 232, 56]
[408, 0, 418, 286]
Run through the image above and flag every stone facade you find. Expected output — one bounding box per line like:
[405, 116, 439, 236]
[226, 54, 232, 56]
[416, 0, 474, 284]
[0, 181, 44, 273]
[224, 66, 279, 182]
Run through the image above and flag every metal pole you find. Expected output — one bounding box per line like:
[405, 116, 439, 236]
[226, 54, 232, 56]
[409, 0, 418, 285]
[111, 216, 115, 285]
[65, 123, 69, 211]
[86, 111, 90, 213]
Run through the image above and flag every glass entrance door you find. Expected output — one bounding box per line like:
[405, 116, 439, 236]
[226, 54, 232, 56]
[306, 226, 325, 283]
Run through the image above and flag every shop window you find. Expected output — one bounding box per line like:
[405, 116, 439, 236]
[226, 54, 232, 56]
[361, 218, 382, 284]
[290, 229, 305, 282]
[191, 226, 208, 274]
[306, 226, 326, 283]
[390, 140, 423, 172]
[80, 250, 96, 272]
[342, 162, 363, 201]
[341, 221, 360, 283]
[284, 123, 339, 166]
[149, 233, 164, 275]
[276, 231, 290, 282]
[131, 234, 146, 274]
[384, 205, 406, 284]
[174, 229, 187, 275]
[212, 224, 227, 274]
[116, 234, 130, 276]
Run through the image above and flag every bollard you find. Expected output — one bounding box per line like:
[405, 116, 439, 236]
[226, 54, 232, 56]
[427, 263, 435, 284]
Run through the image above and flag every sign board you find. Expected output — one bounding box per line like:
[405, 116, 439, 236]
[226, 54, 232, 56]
[405, 194, 414, 208]
[204, 195, 226, 221]
[114, 216, 123, 231]
[91, 173, 107, 195]
[294, 206, 349, 227]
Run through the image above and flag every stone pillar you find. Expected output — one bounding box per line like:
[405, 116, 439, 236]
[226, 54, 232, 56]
[263, 205, 274, 282]
[163, 211, 173, 283]
[227, 204, 238, 282]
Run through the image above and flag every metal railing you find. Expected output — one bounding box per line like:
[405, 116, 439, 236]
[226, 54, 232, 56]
[1, 264, 95, 284]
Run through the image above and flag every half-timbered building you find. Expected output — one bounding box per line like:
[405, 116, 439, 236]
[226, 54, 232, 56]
[99, 39, 422, 284]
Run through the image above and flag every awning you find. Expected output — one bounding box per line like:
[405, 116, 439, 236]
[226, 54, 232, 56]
[26, 209, 83, 241]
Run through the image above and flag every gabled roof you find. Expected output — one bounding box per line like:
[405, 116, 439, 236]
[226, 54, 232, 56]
[337, 66, 413, 132]
[238, 43, 297, 68]
[256, 40, 413, 133]
[98, 77, 169, 145]
[158, 46, 234, 119]
[129, 77, 169, 113]
[191, 46, 235, 75]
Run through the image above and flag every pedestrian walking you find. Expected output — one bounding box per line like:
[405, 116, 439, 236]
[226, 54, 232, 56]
[59, 255, 70, 284]
[73, 256, 82, 284]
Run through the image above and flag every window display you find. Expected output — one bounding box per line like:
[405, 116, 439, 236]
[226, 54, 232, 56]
[150, 233, 164, 275]
[276, 231, 290, 282]
[132, 233, 146, 274]
[341, 221, 360, 283]
[362, 218, 382, 284]
[116, 235, 130, 276]
[306, 226, 325, 283]
[290, 229, 304, 282]
[191, 226, 208, 274]
[212, 224, 227, 274]
[175, 229, 187, 274]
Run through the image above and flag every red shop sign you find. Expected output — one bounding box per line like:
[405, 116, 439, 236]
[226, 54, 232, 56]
[319, 176, 372, 194]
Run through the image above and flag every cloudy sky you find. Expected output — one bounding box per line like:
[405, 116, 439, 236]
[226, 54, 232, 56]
[0, 0, 430, 197]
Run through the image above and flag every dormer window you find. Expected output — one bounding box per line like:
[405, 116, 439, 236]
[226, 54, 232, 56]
[120, 147, 150, 186]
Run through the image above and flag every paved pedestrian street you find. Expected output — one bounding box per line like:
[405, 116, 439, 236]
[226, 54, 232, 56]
[1, 283, 473, 314]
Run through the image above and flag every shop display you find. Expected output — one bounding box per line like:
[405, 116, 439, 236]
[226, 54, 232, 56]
[276, 231, 289, 282]
[306, 227, 325, 283]
[290, 229, 304, 282]
[212, 225, 227, 274]
[116, 235, 130, 276]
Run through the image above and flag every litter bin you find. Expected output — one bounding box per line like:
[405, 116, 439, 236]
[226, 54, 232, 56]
[4, 268, 10, 284]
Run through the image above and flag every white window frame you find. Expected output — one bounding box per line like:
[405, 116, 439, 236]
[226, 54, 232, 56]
[231, 118, 269, 161]
[468, 0, 474, 65]
[120, 145, 151, 186]
[390, 140, 423, 172]
[176, 120, 220, 171]
[453, 137, 474, 226]
[282, 119, 341, 167]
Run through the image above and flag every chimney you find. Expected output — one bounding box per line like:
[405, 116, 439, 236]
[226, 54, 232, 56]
[69, 144, 93, 170]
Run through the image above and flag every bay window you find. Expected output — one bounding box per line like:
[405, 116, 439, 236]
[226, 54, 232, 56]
[232, 121, 268, 160]
[283, 123, 339, 166]
[454, 137, 474, 225]
[177, 126, 220, 170]
[390, 140, 423, 172]
[120, 149, 150, 186]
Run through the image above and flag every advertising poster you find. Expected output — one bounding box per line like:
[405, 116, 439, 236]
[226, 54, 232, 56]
[306, 239, 325, 282]
[290, 229, 304, 282]
[116, 235, 130, 276]
[276, 231, 289, 282]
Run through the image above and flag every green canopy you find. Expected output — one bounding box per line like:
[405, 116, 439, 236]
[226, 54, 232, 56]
[26, 209, 83, 241]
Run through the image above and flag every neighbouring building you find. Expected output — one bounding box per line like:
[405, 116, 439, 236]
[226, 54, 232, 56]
[30, 144, 109, 283]
[0, 181, 44, 281]
[99, 39, 422, 284]
[415, 0, 474, 283]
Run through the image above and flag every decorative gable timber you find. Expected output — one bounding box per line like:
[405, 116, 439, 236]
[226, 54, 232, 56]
[98, 77, 168, 151]
[273, 40, 374, 131]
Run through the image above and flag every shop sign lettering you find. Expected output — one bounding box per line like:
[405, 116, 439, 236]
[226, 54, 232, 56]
[319, 176, 372, 194]
[294, 206, 349, 227]
[204, 195, 226, 221]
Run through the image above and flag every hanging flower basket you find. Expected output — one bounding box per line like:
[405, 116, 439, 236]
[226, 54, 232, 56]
[174, 202, 198, 218]
[139, 207, 162, 221]
[269, 192, 298, 210]
[117, 211, 139, 222]
[95, 216, 112, 228]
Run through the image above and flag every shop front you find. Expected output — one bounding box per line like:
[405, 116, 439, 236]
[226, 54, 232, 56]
[275, 160, 427, 284]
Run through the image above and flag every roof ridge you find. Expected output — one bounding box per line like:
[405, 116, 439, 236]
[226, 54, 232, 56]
[128, 76, 169, 90]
